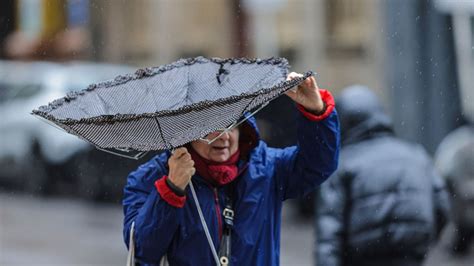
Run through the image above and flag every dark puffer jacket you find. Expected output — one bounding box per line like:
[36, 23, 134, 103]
[315, 86, 450, 266]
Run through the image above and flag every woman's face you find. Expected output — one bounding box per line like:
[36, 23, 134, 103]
[191, 128, 239, 163]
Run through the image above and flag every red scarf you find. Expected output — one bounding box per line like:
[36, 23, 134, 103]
[188, 147, 240, 186]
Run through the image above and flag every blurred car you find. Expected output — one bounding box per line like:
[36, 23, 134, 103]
[0, 60, 148, 200]
[435, 125, 474, 253]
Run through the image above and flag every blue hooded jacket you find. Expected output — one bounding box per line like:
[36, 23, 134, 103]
[123, 104, 339, 265]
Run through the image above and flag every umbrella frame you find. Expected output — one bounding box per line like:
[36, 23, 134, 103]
[32, 56, 313, 159]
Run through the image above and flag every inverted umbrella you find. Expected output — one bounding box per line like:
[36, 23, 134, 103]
[32, 57, 313, 159]
[32, 57, 313, 265]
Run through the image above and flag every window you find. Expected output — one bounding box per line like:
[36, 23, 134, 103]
[324, 0, 370, 57]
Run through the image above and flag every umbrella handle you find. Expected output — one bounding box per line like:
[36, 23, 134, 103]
[189, 181, 221, 266]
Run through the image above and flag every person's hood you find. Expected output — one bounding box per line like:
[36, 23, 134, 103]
[236, 113, 260, 159]
[336, 85, 393, 146]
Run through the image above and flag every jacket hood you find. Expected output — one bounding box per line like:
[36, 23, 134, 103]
[236, 113, 260, 158]
[336, 85, 393, 145]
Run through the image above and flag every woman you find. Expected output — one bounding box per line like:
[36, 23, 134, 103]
[123, 73, 340, 265]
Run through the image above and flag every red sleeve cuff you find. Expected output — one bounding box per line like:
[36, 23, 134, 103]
[155, 176, 186, 208]
[296, 89, 335, 121]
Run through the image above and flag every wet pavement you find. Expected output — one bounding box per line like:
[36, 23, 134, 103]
[1, 192, 472, 265]
[0, 193, 312, 265]
[0, 193, 125, 265]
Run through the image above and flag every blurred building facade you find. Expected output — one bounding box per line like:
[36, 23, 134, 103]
[0, 0, 383, 90]
[0, 0, 470, 153]
[0, 0, 91, 60]
[384, 0, 473, 153]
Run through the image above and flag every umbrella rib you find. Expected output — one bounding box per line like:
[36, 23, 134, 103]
[221, 63, 240, 96]
[75, 100, 92, 119]
[205, 96, 262, 144]
[150, 81, 161, 112]
[96, 92, 114, 115]
[127, 82, 149, 114]
[154, 117, 171, 150]
[185, 66, 191, 105]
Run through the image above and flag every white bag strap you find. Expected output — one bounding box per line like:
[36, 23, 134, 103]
[126, 221, 169, 266]
[126, 221, 136, 266]
[160, 255, 169, 266]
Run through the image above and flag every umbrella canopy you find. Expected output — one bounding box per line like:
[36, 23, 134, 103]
[32, 57, 313, 158]
[32, 57, 314, 265]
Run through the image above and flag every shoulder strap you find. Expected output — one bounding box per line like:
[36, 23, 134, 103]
[127, 221, 168, 266]
[218, 180, 238, 266]
[126, 222, 135, 266]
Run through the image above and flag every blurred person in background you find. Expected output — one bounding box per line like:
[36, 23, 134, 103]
[315, 85, 450, 266]
[435, 125, 474, 254]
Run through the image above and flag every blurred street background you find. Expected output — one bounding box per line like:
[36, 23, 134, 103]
[0, 0, 473, 265]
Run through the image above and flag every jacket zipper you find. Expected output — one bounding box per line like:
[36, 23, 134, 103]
[213, 188, 223, 241]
